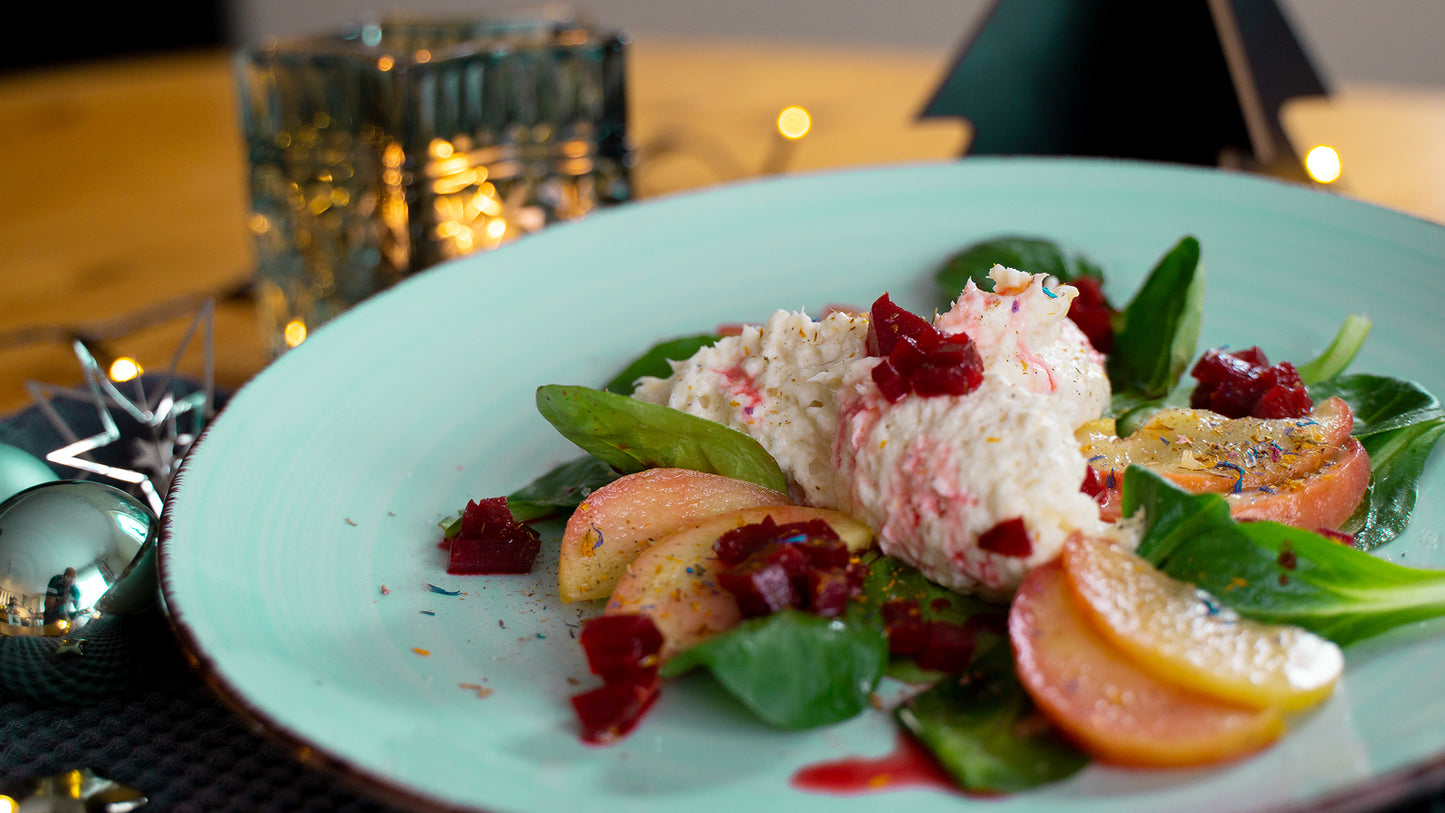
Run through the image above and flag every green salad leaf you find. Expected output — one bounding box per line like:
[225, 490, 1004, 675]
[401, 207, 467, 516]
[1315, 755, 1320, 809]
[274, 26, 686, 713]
[896, 646, 1089, 794]
[1311, 374, 1445, 549]
[1297, 314, 1372, 386]
[439, 455, 623, 535]
[603, 333, 722, 394]
[535, 385, 789, 494]
[1108, 236, 1205, 401]
[935, 236, 1103, 308]
[660, 608, 887, 729]
[506, 455, 622, 522]
[1125, 466, 1445, 647]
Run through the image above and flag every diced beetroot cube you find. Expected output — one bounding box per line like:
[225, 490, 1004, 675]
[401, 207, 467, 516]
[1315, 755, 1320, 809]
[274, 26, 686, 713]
[579, 614, 663, 683]
[760, 542, 813, 579]
[867, 293, 934, 357]
[1191, 348, 1259, 387]
[1232, 346, 1270, 367]
[1066, 276, 1116, 354]
[457, 496, 509, 538]
[571, 678, 660, 745]
[716, 558, 798, 617]
[715, 516, 782, 564]
[1190, 347, 1312, 419]
[881, 600, 926, 656]
[881, 599, 920, 625]
[915, 620, 977, 673]
[446, 497, 542, 575]
[871, 358, 911, 402]
[807, 569, 855, 617]
[977, 517, 1032, 557]
[774, 518, 840, 544]
[888, 333, 928, 376]
[797, 540, 851, 570]
[1252, 384, 1313, 419]
[911, 346, 984, 397]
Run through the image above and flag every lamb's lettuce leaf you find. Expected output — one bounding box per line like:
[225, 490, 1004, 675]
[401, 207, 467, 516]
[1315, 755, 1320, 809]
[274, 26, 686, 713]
[1107, 236, 1205, 403]
[896, 646, 1089, 793]
[1310, 374, 1445, 549]
[536, 385, 789, 494]
[604, 333, 722, 394]
[1125, 466, 1445, 646]
[1297, 314, 1372, 386]
[661, 608, 887, 729]
[935, 236, 1103, 308]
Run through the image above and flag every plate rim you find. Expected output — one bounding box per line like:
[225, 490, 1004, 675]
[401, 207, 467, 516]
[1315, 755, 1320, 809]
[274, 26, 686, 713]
[157, 155, 1445, 813]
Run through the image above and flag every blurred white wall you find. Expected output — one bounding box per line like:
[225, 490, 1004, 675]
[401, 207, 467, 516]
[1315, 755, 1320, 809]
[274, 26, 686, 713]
[232, 0, 1445, 89]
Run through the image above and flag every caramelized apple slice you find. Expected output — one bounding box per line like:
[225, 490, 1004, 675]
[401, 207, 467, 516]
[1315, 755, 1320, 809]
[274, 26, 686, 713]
[1011, 561, 1284, 768]
[559, 468, 791, 603]
[1078, 397, 1368, 531]
[1227, 438, 1371, 530]
[1079, 397, 1356, 494]
[606, 506, 872, 660]
[1062, 534, 1342, 711]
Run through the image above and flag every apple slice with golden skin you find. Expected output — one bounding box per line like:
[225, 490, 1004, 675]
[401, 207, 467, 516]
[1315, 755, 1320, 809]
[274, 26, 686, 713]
[1062, 534, 1343, 711]
[1011, 560, 1285, 768]
[558, 468, 792, 603]
[606, 506, 872, 661]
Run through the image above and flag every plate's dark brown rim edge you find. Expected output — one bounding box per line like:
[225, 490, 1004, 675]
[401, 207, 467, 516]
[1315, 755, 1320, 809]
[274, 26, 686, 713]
[151, 156, 1445, 813]
[156, 417, 492, 813]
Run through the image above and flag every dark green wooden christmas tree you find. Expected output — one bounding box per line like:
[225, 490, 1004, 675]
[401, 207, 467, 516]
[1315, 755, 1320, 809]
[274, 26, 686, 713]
[919, 0, 1328, 179]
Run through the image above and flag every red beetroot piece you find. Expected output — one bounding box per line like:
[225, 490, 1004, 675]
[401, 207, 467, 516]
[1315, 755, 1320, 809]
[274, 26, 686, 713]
[714, 516, 838, 565]
[879, 599, 987, 673]
[445, 497, 542, 575]
[881, 600, 927, 656]
[914, 620, 979, 673]
[579, 614, 664, 684]
[571, 679, 660, 745]
[865, 294, 984, 403]
[572, 613, 664, 744]
[1066, 276, 1116, 354]
[977, 517, 1032, 558]
[1190, 347, 1313, 419]
[713, 519, 865, 619]
[1080, 466, 1109, 505]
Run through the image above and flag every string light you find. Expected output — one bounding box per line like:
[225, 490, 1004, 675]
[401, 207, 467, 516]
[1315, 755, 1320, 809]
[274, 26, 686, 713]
[284, 319, 308, 348]
[1305, 145, 1342, 184]
[108, 357, 142, 382]
[776, 106, 812, 140]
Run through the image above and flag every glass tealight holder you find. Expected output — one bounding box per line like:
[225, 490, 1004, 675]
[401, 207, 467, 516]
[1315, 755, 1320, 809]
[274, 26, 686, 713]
[236, 13, 631, 356]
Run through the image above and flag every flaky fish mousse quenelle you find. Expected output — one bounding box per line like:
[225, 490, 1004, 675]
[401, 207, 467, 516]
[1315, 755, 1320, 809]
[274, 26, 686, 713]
[633, 265, 1129, 599]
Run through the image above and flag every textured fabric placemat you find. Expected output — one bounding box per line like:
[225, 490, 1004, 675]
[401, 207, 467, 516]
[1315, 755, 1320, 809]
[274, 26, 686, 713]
[0, 612, 403, 811]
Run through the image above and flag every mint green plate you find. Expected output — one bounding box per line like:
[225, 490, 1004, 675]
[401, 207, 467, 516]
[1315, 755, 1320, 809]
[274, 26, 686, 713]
[160, 158, 1445, 812]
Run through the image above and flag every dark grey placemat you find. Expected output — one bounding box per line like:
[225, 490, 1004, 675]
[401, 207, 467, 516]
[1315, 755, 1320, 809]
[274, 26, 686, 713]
[0, 609, 404, 812]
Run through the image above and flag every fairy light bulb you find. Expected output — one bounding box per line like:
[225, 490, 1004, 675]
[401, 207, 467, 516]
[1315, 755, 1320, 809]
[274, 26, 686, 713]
[1305, 145, 1342, 184]
[108, 357, 142, 382]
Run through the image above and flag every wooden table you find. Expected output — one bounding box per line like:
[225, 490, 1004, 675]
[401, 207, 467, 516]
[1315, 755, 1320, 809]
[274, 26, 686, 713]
[0, 39, 965, 417]
[2, 39, 1442, 419]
